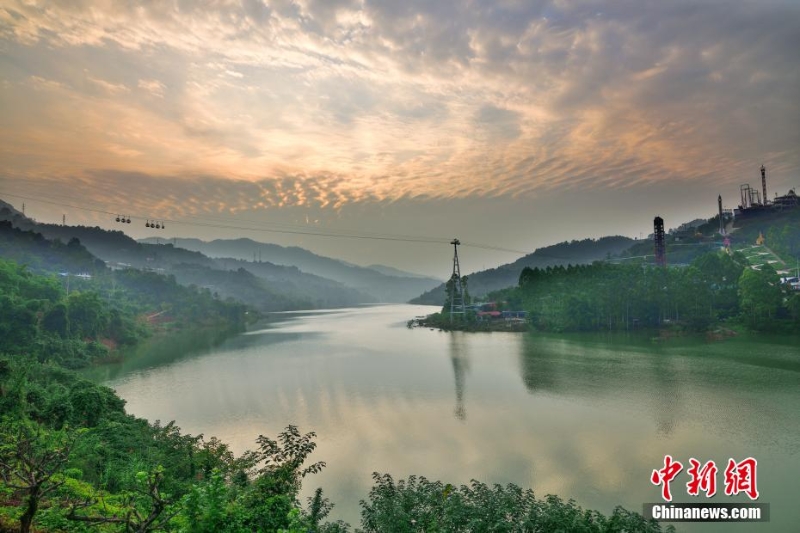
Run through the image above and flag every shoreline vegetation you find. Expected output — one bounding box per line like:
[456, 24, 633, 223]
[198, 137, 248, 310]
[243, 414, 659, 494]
[408, 313, 529, 332]
[0, 258, 673, 532]
[414, 249, 800, 335]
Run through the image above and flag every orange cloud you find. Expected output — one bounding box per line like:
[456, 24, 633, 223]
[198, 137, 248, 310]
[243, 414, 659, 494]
[0, 0, 797, 214]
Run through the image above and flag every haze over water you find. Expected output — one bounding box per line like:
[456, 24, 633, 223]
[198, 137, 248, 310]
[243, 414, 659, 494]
[92, 305, 800, 532]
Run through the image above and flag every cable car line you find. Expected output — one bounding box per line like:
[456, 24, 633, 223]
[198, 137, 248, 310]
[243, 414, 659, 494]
[0, 192, 531, 255]
[1, 187, 458, 244]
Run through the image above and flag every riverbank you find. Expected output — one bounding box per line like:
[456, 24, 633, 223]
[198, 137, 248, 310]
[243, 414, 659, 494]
[410, 310, 769, 339]
[408, 312, 529, 332]
[81, 322, 247, 382]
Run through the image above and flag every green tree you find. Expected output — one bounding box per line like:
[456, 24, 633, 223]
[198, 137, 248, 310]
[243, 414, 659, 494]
[0, 421, 80, 533]
[739, 267, 782, 326]
[67, 465, 180, 533]
[67, 291, 109, 339]
[241, 426, 326, 532]
[42, 302, 70, 338]
[360, 474, 671, 532]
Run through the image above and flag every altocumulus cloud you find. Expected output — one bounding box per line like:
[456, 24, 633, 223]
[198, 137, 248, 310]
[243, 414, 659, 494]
[0, 0, 798, 212]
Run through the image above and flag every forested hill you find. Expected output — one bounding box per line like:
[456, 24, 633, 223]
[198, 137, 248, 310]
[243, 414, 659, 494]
[0, 220, 106, 274]
[411, 236, 637, 305]
[615, 207, 800, 266]
[140, 237, 442, 302]
[0, 254, 247, 370]
[0, 207, 369, 311]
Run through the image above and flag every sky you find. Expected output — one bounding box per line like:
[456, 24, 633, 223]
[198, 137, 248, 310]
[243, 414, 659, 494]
[1, 0, 799, 277]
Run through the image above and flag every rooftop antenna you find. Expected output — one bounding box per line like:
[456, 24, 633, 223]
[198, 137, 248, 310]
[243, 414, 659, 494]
[449, 238, 466, 321]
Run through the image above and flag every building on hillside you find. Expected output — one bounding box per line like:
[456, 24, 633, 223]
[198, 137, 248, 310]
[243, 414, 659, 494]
[733, 166, 799, 218]
[773, 189, 799, 209]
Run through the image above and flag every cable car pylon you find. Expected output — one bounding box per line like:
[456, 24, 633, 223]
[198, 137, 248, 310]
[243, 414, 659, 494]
[449, 238, 466, 322]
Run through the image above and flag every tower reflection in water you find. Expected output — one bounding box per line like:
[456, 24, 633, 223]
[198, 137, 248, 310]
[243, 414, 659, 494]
[449, 332, 471, 421]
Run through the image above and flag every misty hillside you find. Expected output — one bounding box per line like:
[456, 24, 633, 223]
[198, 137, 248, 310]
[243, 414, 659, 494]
[0, 199, 24, 218]
[167, 263, 361, 312]
[0, 205, 372, 310]
[365, 264, 434, 279]
[0, 220, 106, 274]
[411, 236, 637, 305]
[185, 258, 372, 309]
[140, 237, 442, 302]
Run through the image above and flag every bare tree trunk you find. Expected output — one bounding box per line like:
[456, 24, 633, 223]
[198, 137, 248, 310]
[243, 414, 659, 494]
[19, 486, 40, 533]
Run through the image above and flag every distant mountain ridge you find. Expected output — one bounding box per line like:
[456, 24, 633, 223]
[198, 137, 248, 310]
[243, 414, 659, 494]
[411, 236, 638, 305]
[366, 264, 434, 279]
[139, 237, 442, 302]
[0, 199, 24, 218]
[0, 205, 370, 310]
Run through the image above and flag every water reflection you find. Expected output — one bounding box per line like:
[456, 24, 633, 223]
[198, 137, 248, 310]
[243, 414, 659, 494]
[517, 332, 800, 444]
[96, 306, 800, 532]
[83, 325, 306, 382]
[649, 353, 681, 438]
[448, 333, 471, 421]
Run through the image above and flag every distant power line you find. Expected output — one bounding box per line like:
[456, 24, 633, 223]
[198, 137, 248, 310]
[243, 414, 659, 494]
[0, 191, 531, 255]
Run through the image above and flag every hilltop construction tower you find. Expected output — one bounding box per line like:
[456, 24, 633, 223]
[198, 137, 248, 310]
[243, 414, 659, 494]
[761, 165, 768, 206]
[718, 195, 725, 235]
[654, 217, 667, 267]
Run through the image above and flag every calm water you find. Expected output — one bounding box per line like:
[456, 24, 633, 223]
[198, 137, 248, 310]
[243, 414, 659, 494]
[90, 305, 800, 532]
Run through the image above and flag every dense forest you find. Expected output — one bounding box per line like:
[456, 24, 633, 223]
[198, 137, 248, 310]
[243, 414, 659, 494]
[411, 237, 637, 305]
[434, 250, 799, 333]
[0, 254, 247, 369]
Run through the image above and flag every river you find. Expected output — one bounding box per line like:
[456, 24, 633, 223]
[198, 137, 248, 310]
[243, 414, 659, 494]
[88, 304, 800, 532]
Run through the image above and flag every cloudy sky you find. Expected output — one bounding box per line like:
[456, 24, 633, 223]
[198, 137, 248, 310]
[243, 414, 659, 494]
[1, 0, 798, 277]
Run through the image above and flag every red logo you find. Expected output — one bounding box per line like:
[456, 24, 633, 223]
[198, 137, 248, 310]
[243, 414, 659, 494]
[652, 456, 759, 501]
[724, 457, 759, 500]
[686, 458, 717, 497]
[651, 455, 683, 502]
